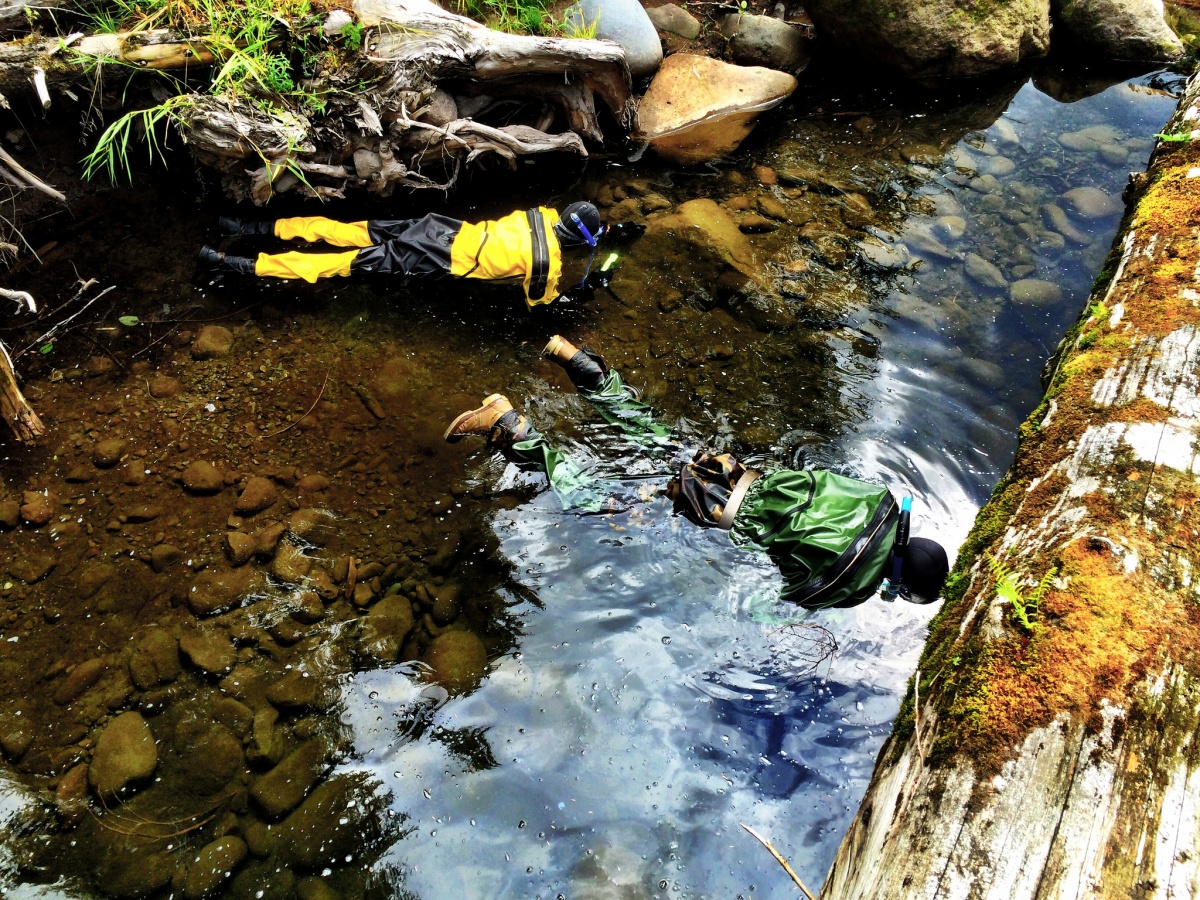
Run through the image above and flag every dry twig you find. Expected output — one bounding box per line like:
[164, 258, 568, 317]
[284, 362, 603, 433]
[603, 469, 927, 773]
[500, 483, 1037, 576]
[739, 823, 818, 899]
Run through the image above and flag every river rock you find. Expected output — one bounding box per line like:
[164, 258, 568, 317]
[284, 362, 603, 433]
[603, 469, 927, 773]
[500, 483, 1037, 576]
[277, 775, 378, 870]
[247, 706, 285, 768]
[296, 877, 341, 900]
[1063, 186, 1122, 219]
[191, 325, 234, 360]
[179, 629, 236, 676]
[636, 54, 797, 165]
[9, 549, 55, 584]
[92, 439, 127, 468]
[271, 542, 313, 582]
[720, 13, 811, 72]
[149, 375, 183, 398]
[296, 473, 330, 494]
[288, 508, 332, 545]
[226, 531, 256, 566]
[20, 490, 55, 526]
[1058, 123, 1121, 152]
[644, 198, 758, 278]
[1051, 0, 1183, 61]
[422, 630, 488, 695]
[89, 712, 157, 798]
[150, 543, 183, 572]
[189, 567, 262, 616]
[266, 671, 330, 710]
[54, 657, 107, 705]
[431, 583, 461, 627]
[228, 860, 297, 900]
[128, 629, 180, 689]
[1010, 278, 1064, 305]
[183, 836, 248, 900]
[646, 3, 700, 38]
[936, 215, 968, 243]
[235, 476, 277, 515]
[358, 594, 416, 664]
[182, 460, 224, 494]
[566, 0, 661, 78]
[1042, 203, 1092, 244]
[55, 762, 90, 823]
[965, 253, 1008, 289]
[212, 697, 254, 739]
[250, 738, 330, 819]
[0, 499, 18, 529]
[181, 724, 244, 796]
[803, 0, 1050, 79]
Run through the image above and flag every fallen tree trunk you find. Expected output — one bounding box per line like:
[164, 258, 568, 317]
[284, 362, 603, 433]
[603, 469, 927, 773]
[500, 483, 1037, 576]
[0, 0, 633, 201]
[824, 70, 1200, 899]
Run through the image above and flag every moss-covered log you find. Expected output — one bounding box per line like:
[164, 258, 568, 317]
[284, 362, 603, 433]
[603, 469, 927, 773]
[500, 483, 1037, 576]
[824, 70, 1200, 899]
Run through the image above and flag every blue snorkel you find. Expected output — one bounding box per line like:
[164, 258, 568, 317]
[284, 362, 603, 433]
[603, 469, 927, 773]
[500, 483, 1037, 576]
[570, 211, 602, 287]
[881, 496, 912, 601]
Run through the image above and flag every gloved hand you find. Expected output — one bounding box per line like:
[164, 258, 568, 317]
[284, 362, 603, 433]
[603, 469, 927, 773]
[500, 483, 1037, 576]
[560, 284, 596, 305]
[583, 267, 613, 291]
[604, 222, 645, 244]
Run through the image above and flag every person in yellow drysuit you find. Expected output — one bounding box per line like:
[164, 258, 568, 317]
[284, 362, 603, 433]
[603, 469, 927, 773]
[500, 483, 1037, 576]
[198, 202, 604, 308]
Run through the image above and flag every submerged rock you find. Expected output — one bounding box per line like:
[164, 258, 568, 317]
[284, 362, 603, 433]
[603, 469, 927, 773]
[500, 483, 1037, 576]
[128, 629, 180, 689]
[636, 54, 797, 165]
[250, 738, 330, 819]
[191, 325, 234, 360]
[183, 836, 248, 900]
[89, 712, 157, 798]
[803, 0, 1050, 79]
[1051, 0, 1183, 61]
[358, 593, 416, 664]
[276, 774, 381, 870]
[422, 630, 488, 695]
[1010, 278, 1064, 305]
[1063, 186, 1122, 219]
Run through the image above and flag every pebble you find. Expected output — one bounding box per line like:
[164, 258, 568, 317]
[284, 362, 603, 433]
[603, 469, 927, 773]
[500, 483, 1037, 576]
[20, 491, 55, 526]
[148, 375, 183, 398]
[191, 325, 234, 360]
[753, 165, 778, 186]
[296, 474, 330, 494]
[128, 630, 181, 691]
[53, 657, 107, 704]
[149, 542, 181, 571]
[92, 439, 127, 468]
[1063, 186, 1121, 219]
[189, 567, 261, 616]
[235, 476, 278, 515]
[983, 156, 1016, 177]
[182, 461, 224, 494]
[180, 629, 236, 676]
[1010, 279, 1064, 306]
[9, 550, 56, 584]
[266, 671, 329, 710]
[739, 215, 777, 233]
[226, 532, 256, 566]
[936, 216, 967, 243]
[272, 543, 313, 583]
[422, 630, 488, 695]
[296, 877, 341, 900]
[288, 508, 332, 545]
[124, 504, 161, 523]
[1041, 203, 1092, 245]
[965, 253, 1008, 289]
[0, 499, 18, 529]
[757, 195, 787, 221]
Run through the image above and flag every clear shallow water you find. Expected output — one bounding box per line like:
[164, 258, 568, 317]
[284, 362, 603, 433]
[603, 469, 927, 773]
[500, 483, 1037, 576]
[0, 64, 1182, 899]
[327, 71, 1182, 897]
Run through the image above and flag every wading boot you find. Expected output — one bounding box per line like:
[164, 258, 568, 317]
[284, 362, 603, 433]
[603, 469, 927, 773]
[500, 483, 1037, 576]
[543, 335, 608, 392]
[444, 394, 514, 443]
[218, 217, 275, 237]
[198, 245, 257, 275]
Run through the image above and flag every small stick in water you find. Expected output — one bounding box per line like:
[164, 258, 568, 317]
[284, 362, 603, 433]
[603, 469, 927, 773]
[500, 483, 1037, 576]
[739, 822, 817, 899]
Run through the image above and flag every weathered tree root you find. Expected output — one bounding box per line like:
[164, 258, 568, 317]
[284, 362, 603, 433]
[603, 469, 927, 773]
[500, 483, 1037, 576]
[0, 0, 634, 202]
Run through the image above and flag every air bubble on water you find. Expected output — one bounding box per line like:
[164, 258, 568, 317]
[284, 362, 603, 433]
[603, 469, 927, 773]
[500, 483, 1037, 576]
[661, 636, 671, 644]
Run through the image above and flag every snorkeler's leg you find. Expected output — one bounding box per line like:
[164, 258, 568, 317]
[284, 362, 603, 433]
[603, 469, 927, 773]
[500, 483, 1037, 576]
[445, 395, 606, 512]
[543, 336, 672, 445]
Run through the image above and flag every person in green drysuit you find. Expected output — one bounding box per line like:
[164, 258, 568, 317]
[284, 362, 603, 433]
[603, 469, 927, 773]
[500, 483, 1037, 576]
[444, 337, 949, 609]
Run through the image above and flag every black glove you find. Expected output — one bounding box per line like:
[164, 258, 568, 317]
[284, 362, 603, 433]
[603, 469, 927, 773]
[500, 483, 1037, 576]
[604, 222, 645, 244]
[584, 267, 613, 291]
[560, 283, 596, 305]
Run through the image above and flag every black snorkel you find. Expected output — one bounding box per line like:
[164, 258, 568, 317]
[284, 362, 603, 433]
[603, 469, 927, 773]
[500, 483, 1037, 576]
[880, 496, 912, 602]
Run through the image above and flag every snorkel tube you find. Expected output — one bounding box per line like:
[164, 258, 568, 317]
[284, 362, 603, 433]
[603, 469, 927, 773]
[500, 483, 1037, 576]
[880, 496, 912, 601]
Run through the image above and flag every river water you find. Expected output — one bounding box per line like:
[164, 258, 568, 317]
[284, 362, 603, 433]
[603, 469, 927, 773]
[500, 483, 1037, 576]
[0, 61, 1181, 899]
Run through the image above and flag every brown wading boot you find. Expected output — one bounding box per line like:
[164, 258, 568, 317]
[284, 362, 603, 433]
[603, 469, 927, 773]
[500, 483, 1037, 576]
[543, 335, 608, 392]
[443, 394, 513, 443]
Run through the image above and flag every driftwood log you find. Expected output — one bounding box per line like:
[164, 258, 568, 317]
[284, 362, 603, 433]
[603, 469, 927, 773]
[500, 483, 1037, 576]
[0, 0, 633, 201]
[823, 71, 1200, 899]
[0, 338, 43, 441]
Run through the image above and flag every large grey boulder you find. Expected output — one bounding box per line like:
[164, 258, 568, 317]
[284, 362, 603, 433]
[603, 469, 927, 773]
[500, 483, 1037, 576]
[1051, 0, 1183, 61]
[802, 0, 1051, 79]
[567, 0, 662, 78]
[720, 13, 811, 72]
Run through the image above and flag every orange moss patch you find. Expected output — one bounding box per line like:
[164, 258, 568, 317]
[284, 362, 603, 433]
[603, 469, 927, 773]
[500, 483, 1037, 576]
[932, 539, 1192, 768]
